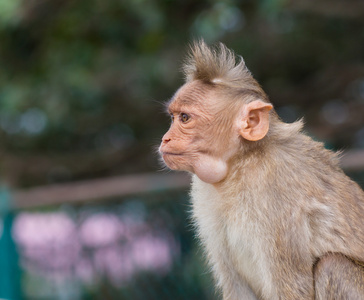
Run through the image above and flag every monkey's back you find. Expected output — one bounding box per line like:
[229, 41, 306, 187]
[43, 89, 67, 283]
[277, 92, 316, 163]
[269, 130, 364, 261]
[190, 128, 364, 299]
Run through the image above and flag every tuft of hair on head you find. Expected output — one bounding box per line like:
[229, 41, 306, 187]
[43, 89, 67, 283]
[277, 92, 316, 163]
[182, 40, 268, 100]
[183, 39, 247, 84]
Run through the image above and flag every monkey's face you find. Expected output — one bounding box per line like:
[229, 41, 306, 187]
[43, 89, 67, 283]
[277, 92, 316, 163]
[159, 80, 273, 184]
[159, 81, 239, 184]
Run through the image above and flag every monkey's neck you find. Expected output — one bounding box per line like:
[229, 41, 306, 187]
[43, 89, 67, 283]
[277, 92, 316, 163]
[215, 122, 340, 197]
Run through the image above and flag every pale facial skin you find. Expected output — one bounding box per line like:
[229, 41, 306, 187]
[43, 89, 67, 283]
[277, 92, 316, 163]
[159, 80, 272, 184]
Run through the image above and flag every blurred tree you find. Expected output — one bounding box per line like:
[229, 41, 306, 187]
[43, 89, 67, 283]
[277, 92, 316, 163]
[0, 0, 363, 187]
[1, 1, 364, 299]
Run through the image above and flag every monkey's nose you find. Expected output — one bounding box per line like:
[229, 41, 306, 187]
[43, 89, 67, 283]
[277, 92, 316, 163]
[163, 137, 171, 144]
[162, 133, 172, 144]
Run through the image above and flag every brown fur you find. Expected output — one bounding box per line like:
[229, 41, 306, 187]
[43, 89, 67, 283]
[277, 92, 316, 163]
[314, 253, 364, 299]
[160, 40, 364, 299]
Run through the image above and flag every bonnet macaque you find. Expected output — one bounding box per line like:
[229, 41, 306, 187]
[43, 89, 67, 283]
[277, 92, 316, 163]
[159, 41, 364, 299]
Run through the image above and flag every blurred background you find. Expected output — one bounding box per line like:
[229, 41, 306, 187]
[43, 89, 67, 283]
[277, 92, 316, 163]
[0, 0, 364, 299]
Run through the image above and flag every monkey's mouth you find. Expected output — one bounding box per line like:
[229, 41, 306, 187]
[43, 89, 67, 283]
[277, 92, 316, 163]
[161, 152, 185, 171]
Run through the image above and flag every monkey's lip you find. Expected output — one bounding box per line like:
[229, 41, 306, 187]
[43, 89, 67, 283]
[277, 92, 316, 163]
[162, 152, 183, 156]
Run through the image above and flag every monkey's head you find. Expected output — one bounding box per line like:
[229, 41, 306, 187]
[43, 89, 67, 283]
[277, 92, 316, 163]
[159, 41, 273, 184]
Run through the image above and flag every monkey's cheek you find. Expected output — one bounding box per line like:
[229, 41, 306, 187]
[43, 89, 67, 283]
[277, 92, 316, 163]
[193, 156, 228, 184]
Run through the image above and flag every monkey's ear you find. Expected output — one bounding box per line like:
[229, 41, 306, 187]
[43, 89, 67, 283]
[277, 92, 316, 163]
[239, 100, 273, 141]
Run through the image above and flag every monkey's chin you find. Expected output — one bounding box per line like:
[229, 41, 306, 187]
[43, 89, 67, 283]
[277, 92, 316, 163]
[161, 153, 191, 172]
[193, 156, 228, 184]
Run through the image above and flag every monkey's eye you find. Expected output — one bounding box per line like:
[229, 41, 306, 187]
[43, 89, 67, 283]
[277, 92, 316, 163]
[180, 113, 190, 123]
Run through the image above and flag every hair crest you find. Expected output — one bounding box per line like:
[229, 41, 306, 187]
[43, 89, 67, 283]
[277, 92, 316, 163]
[183, 39, 268, 101]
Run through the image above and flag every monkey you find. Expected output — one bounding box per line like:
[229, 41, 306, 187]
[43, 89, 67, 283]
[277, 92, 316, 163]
[159, 40, 364, 300]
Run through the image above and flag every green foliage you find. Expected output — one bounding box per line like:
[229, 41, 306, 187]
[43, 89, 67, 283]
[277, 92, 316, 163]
[1, 1, 364, 298]
[0, 0, 363, 186]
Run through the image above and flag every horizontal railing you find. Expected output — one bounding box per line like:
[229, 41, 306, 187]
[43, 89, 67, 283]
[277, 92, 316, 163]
[12, 172, 190, 210]
[9, 148, 364, 210]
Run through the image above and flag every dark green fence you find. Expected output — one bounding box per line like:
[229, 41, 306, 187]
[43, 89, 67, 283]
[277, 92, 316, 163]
[1, 169, 364, 300]
[0, 178, 217, 300]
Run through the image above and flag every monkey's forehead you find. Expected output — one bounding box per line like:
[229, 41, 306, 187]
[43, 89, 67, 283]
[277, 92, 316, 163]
[168, 80, 215, 109]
